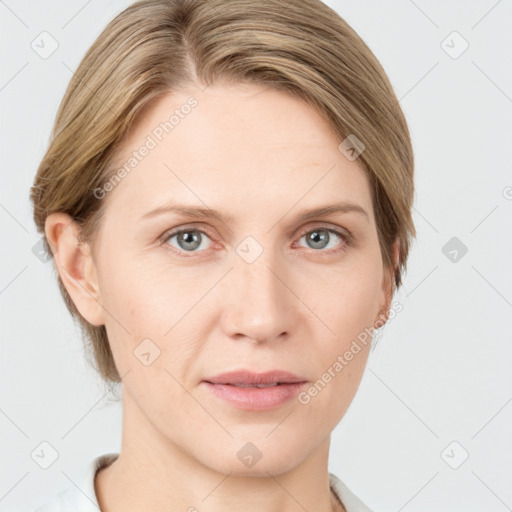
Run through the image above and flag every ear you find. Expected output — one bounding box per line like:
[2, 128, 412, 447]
[374, 237, 400, 329]
[44, 212, 105, 326]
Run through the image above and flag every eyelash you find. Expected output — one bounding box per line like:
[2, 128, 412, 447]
[158, 223, 353, 258]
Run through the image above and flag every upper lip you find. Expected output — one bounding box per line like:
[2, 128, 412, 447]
[203, 370, 307, 385]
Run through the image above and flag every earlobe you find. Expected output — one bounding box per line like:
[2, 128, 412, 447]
[44, 213, 105, 326]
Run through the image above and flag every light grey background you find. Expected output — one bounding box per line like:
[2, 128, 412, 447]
[1, 1, 511, 511]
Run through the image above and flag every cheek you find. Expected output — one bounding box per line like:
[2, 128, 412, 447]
[317, 258, 383, 342]
[98, 257, 211, 375]
[99, 252, 185, 328]
[94, 254, 169, 362]
[305, 280, 377, 424]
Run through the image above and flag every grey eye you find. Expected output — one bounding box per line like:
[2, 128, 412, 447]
[299, 229, 343, 251]
[167, 230, 212, 252]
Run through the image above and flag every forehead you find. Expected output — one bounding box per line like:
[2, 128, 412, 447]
[102, 82, 373, 224]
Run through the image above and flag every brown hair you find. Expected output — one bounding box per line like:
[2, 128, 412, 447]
[30, 0, 416, 385]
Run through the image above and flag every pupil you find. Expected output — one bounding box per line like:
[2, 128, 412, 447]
[309, 230, 328, 249]
[179, 231, 200, 250]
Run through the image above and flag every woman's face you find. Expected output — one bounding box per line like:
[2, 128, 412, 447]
[86, 81, 394, 475]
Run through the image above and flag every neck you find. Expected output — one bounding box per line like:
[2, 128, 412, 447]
[95, 391, 345, 512]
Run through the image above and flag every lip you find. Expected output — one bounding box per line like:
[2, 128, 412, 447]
[202, 381, 307, 411]
[201, 370, 308, 411]
[203, 370, 307, 386]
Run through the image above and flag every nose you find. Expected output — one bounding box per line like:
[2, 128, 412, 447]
[219, 249, 299, 344]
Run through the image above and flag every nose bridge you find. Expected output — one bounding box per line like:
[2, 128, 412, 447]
[222, 242, 295, 342]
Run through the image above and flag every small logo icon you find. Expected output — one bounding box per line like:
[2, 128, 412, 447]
[133, 338, 161, 366]
[237, 442, 263, 468]
[235, 236, 263, 264]
[32, 237, 52, 262]
[440, 440, 469, 469]
[338, 134, 365, 161]
[442, 236, 468, 263]
[441, 31, 469, 59]
[31, 31, 59, 59]
[31, 441, 59, 469]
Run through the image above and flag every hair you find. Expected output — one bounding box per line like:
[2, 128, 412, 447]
[30, 0, 416, 385]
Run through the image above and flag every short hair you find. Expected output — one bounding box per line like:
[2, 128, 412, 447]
[30, 0, 416, 384]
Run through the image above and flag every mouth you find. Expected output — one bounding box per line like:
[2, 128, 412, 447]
[201, 373, 308, 411]
[204, 382, 295, 388]
[202, 369, 307, 387]
[201, 370, 308, 410]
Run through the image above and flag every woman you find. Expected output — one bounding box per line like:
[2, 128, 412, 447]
[30, 0, 416, 510]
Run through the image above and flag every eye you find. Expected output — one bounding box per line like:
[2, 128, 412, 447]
[159, 224, 352, 258]
[295, 226, 350, 253]
[160, 228, 213, 256]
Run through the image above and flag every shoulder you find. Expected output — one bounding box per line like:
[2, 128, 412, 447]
[329, 472, 375, 512]
[32, 452, 119, 512]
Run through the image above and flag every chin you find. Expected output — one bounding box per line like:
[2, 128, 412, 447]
[199, 438, 310, 478]
[216, 457, 302, 478]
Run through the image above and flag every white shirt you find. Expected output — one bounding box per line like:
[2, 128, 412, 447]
[33, 452, 374, 512]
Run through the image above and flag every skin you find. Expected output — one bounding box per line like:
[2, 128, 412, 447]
[45, 81, 399, 512]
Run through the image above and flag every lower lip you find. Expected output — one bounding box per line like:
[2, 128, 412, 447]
[202, 382, 307, 411]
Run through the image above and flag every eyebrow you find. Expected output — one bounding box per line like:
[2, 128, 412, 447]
[141, 201, 369, 225]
